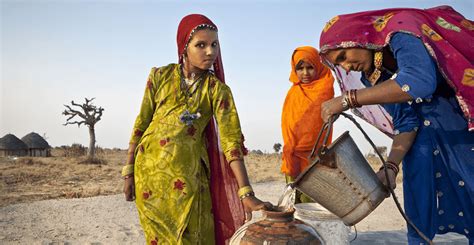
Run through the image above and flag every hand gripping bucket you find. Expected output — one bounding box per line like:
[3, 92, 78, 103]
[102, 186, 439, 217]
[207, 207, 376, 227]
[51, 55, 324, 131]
[292, 115, 388, 226]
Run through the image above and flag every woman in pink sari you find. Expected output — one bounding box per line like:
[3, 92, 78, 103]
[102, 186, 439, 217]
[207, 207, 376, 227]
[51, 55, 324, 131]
[319, 6, 473, 244]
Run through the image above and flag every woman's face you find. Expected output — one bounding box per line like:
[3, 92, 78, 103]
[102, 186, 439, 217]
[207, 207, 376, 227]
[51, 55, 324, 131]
[185, 29, 219, 72]
[324, 48, 373, 74]
[295, 60, 317, 84]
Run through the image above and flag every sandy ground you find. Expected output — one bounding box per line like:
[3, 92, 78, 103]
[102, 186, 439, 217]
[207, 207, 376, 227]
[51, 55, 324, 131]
[0, 152, 468, 244]
[1, 180, 468, 244]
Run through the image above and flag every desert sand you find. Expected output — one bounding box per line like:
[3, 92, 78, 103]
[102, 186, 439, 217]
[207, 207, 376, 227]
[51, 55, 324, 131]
[1, 181, 468, 244]
[0, 151, 468, 244]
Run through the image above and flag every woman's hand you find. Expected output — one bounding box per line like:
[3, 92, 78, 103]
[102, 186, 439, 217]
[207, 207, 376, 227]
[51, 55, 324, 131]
[241, 196, 273, 222]
[321, 96, 345, 123]
[123, 176, 136, 201]
[376, 168, 397, 195]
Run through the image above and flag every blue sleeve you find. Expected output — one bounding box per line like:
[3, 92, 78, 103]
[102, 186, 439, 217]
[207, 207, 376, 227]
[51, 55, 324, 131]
[382, 102, 420, 135]
[390, 32, 439, 100]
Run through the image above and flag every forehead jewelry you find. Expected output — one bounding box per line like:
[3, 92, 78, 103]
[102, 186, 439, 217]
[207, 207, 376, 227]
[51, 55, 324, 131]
[183, 24, 217, 55]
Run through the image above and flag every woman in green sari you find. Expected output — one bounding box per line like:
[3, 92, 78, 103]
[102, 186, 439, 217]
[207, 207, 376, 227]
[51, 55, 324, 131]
[122, 14, 271, 244]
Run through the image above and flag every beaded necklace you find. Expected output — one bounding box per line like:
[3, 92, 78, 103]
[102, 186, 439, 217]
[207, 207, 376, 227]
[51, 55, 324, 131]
[178, 65, 206, 126]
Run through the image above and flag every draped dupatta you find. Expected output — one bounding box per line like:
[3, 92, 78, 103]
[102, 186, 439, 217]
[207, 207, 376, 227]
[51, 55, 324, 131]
[281, 46, 334, 178]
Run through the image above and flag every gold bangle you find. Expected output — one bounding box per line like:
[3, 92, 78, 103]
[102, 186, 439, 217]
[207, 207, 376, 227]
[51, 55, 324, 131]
[121, 164, 134, 177]
[240, 192, 255, 200]
[237, 186, 253, 197]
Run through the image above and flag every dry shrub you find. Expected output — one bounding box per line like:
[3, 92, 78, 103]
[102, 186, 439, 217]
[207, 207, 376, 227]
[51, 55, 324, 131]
[62, 187, 103, 199]
[0, 150, 124, 207]
[56, 144, 107, 163]
[78, 156, 107, 165]
[3, 171, 45, 185]
[95, 145, 105, 155]
[15, 157, 45, 166]
[59, 143, 87, 157]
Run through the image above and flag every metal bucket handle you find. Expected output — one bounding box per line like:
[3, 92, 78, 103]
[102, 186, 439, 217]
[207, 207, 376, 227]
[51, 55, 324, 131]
[309, 116, 335, 160]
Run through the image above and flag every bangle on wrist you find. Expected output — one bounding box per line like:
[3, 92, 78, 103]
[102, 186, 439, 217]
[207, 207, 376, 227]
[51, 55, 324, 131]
[347, 89, 361, 108]
[351, 89, 361, 107]
[379, 161, 400, 175]
[348, 90, 354, 108]
[121, 164, 134, 177]
[237, 185, 253, 197]
[341, 92, 350, 111]
[240, 192, 255, 200]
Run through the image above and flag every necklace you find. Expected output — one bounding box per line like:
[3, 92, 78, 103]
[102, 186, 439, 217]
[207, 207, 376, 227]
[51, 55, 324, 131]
[367, 51, 383, 85]
[178, 65, 205, 126]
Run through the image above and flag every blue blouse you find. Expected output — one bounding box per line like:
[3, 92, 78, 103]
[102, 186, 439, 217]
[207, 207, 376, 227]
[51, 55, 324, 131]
[361, 32, 474, 244]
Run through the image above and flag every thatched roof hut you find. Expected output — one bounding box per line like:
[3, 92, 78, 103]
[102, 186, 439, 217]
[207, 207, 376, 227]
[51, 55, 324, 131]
[0, 134, 28, 157]
[21, 132, 50, 149]
[21, 132, 51, 157]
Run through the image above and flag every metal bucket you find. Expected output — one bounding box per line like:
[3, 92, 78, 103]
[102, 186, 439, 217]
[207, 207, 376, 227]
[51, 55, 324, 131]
[292, 118, 388, 226]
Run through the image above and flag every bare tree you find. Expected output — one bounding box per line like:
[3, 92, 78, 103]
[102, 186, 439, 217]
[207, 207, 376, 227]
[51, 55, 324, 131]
[62, 98, 104, 159]
[273, 143, 282, 153]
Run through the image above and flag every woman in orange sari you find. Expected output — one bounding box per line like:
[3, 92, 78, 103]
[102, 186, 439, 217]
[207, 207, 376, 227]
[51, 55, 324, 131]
[281, 46, 334, 203]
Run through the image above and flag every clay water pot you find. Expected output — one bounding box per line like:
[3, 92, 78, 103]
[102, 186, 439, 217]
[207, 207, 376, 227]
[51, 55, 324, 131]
[239, 208, 323, 245]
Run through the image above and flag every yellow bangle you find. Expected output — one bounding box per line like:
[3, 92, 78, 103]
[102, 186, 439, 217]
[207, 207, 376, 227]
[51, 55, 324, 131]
[121, 164, 134, 177]
[237, 186, 253, 197]
[239, 192, 255, 200]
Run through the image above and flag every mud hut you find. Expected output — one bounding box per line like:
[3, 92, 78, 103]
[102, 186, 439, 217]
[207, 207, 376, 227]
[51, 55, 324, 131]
[21, 132, 51, 157]
[0, 134, 28, 157]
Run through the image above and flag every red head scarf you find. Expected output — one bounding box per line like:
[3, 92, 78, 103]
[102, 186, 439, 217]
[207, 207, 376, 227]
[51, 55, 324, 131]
[281, 46, 334, 178]
[177, 14, 225, 82]
[176, 14, 244, 244]
[319, 5, 474, 133]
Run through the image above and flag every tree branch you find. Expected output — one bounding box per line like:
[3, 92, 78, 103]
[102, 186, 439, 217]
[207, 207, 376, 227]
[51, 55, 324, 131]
[63, 120, 86, 127]
[63, 98, 104, 128]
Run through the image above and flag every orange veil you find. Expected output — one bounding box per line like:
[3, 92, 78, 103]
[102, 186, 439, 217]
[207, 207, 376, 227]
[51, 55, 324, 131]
[281, 46, 334, 178]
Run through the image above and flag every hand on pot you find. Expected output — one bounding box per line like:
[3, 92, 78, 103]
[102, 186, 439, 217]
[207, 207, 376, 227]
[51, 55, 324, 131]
[241, 196, 273, 222]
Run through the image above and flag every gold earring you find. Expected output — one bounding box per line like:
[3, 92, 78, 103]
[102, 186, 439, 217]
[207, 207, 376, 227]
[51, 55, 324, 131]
[367, 51, 383, 85]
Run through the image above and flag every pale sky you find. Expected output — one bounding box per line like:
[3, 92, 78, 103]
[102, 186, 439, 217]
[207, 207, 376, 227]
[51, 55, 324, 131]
[1, 0, 472, 153]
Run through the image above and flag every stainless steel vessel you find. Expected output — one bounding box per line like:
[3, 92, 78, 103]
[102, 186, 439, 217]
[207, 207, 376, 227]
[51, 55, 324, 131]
[293, 121, 388, 226]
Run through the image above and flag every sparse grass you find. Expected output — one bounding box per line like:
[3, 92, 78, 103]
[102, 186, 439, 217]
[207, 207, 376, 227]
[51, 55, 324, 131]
[246, 153, 283, 183]
[78, 156, 107, 165]
[0, 149, 402, 207]
[0, 149, 126, 207]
